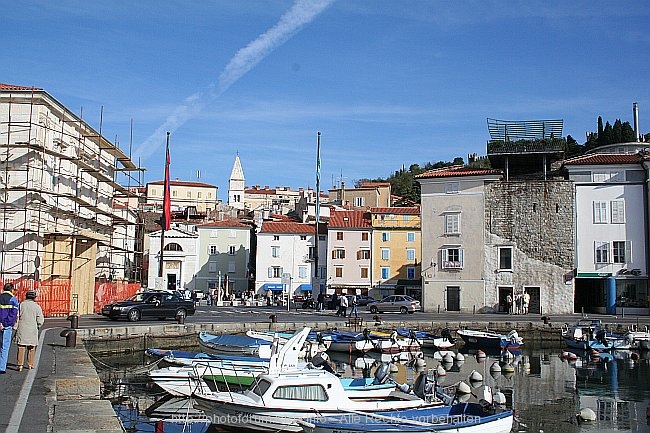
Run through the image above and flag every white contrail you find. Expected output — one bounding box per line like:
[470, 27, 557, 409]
[133, 0, 335, 161]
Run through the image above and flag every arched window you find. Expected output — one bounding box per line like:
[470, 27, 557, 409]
[164, 243, 183, 252]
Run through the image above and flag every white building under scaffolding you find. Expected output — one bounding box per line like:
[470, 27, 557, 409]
[0, 83, 142, 314]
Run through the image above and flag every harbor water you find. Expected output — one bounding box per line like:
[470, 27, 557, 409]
[92, 343, 650, 433]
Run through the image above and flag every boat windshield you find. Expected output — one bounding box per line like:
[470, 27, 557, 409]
[250, 379, 272, 397]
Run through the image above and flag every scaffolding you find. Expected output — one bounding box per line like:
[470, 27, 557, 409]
[0, 84, 144, 315]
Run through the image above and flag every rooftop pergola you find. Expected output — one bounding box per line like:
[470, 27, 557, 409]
[487, 118, 564, 141]
[486, 118, 566, 180]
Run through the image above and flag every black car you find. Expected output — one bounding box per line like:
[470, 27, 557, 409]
[101, 291, 196, 322]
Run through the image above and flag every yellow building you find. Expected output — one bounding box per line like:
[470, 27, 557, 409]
[370, 207, 421, 300]
[146, 180, 218, 214]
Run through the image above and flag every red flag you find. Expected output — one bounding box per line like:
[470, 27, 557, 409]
[163, 134, 171, 231]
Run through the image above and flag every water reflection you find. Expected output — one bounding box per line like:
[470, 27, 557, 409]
[93, 346, 650, 433]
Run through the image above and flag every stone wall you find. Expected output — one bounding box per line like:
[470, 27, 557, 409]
[485, 180, 574, 269]
[484, 180, 575, 314]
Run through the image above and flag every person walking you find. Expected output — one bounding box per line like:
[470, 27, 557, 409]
[349, 295, 359, 318]
[0, 282, 20, 374]
[15, 290, 44, 371]
[338, 294, 349, 317]
[316, 292, 325, 312]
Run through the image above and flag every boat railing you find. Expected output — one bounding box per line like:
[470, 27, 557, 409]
[191, 360, 254, 402]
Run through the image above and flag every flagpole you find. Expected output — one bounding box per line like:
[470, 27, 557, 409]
[158, 132, 171, 281]
[313, 132, 321, 295]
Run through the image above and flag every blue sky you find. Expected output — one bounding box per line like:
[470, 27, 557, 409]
[3, 1, 650, 197]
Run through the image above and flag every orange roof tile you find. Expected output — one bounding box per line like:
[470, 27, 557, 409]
[563, 153, 644, 166]
[260, 221, 316, 234]
[370, 207, 420, 215]
[415, 165, 503, 179]
[329, 210, 372, 228]
[0, 83, 43, 91]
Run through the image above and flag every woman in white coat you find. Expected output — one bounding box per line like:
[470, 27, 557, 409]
[15, 290, 44, 371]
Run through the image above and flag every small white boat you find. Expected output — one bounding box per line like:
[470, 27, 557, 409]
[561, 319, 631, 351]
[623, 325, 650, 350]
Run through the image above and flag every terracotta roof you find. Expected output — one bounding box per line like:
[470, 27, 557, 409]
[329, 210, 371, 228]
[370, 207, 420, 215]
[0, 83, 43, 91]
[415, 165, 503, 179]
[199, 219, 250, 228]
[148, 180, 216, 188]
[245, 187, 276, 194]
[358, 181, 391, 188]
[259, 221, 316, 235]
[563, 153, 644, 166]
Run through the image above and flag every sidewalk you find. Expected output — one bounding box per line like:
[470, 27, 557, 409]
[0, 325, 123, 433]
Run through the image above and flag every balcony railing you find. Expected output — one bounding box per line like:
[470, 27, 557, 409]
[487, 138, 566, 155]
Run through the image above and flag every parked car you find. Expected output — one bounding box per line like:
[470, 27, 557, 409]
[100, 291, 196, 322]
[346, 294, 376, 307]
[366, 295, 421, 314]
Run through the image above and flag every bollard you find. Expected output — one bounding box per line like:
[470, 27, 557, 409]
[176, 312, 185, 325]
[541, 315, 551, 326]
[269, 314, 277, 323]
[437, 305, 440, 314]
[60, 329, 77, 348]
[67, 314, 79, 329]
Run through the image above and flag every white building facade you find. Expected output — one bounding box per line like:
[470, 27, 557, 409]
[565, 153, 648, 315]
[195, 220, 251, 296]
[255, 220, 326, 299]
[147, 226, 199, 292]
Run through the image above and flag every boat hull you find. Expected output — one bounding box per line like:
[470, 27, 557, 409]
[301, 404, 513, 433]
[457, 330, 522, 350]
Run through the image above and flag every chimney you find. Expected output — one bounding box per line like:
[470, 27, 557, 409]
[340, 181, 345, 203]
[633, 102, 640, 142]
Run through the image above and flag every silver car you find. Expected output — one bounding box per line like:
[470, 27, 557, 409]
[367, 295, 421, 314]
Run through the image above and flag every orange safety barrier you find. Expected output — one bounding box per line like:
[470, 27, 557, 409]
[93, 281, 141, 314]
[1, 278, 141, 317]
[2, 278, 72, 317]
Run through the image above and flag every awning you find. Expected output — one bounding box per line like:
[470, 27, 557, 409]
[396, 279, 422, 287]
[263, 283, 284, 291]
[297, 284, 312, 291]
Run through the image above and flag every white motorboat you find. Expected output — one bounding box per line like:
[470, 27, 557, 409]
[192, 348, 443, 433]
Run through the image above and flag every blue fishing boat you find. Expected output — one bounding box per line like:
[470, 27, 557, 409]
[299, 403, 513, 433]
[456, 329, 523, 350]
[198, 331, 274, 357]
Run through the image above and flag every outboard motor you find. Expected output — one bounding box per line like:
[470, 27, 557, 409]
[596, 329, 608, 346]
[363, 328, 372, 341]
[412, 371, 433, 400]
[507, 330, 521, 345]
[373, 362, 390, 384]
[441, 328, 456, 344]
[311, 352, 336, 374]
